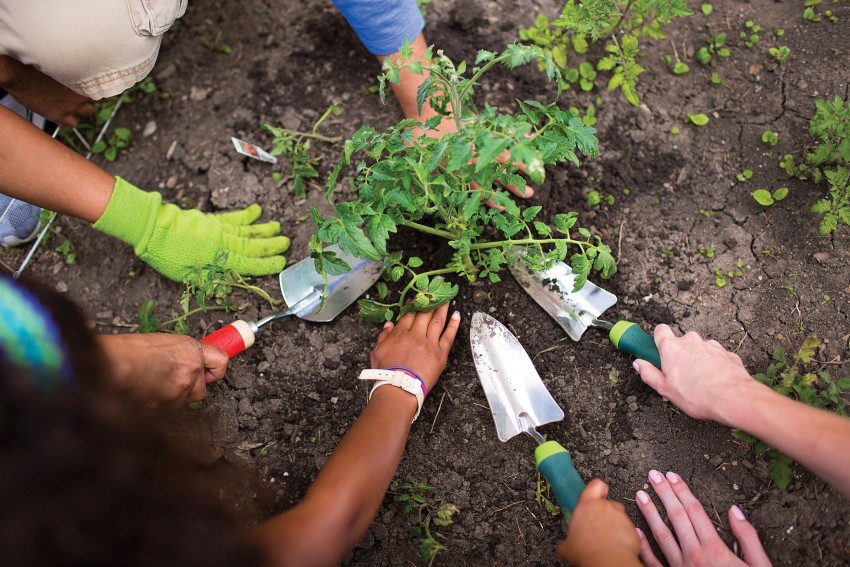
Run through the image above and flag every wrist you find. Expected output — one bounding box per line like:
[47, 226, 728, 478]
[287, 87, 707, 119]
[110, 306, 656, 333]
[92, 177, 160, 247]
[358, 368, 425, 422]
[713, 376, 773, 428]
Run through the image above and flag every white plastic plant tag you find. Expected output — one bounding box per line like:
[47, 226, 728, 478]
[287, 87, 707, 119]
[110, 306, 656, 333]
[231, 137, 278, 164]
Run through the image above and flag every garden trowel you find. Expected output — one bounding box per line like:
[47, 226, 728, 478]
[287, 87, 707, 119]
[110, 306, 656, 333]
[470, 312, 586, 514]
[508, 255, 661, 368]
[202, 245, 383, 357]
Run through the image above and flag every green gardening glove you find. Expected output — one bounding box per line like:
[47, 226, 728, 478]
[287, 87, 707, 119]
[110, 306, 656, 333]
[93, 177, 290, 282]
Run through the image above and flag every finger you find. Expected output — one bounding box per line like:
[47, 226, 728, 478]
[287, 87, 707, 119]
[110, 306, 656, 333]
[577, 478, 609, 502]
[635, 489, 683, 565]
[375, 321, 395, 345]
[636, 528, 665, 567]
[396, 310, 416, 331]
[648, 469, 700, 551]
[77, 102, 96, 118]
[439, 310, 461, 351]
[214, 203, 263, 225]
[426, 302, 449, 340]
[223, 233, 291, 256]
[230, 221, 284, 238]
[225, 252, 287, 276]
[729, 506, 772, 567]
[200, 341, 229, 383]
[633, 358, 667, 393]
[411, 307, 435, 335]
[186, 373, 207, 404]
[654, 324, 676, 341]
[665, 471, 720, 543]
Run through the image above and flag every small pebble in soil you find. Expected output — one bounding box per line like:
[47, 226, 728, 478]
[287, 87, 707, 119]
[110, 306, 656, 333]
[55, 281, 68, 293]
[143, 120, 157, 137]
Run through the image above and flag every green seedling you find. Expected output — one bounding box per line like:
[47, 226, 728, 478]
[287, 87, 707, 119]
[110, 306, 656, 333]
[740, 20, 762, 48]
[314, 41, 615, 322]
[713, 259, 746, 287]
[586, 189, 614, 207]
[734, 336, 850, 489]
[200, 29, 232, 54]
[811, 166, 850, 235]
[670, 126, 680, 134]
[519, 0, 692, 106]
[736, 169, 754, 182]
[761, 131, 779, 147]
[664, 54, 690, 75]
[263, 103, 342, 197]
[769, 46, 790, 64]
[687, 113, 710, 126]
[698, 245, 715, 258]
[534, 471, 561, 516]
[696, 32, 730, 65]
[91, 126, 132, 163]
[36, 211, 77, 265]
[391, 479, 459, 567]
[774, 28, 785, 37]
[710, 72, 723, 85]
[701, 3, 713, 15]
[753, 187, 789, 206]
[779, 153, 809, 179]
[661, 246, 675, 257]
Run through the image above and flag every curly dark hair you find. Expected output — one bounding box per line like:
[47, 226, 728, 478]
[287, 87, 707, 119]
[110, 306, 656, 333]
[0, 277, 261, 567]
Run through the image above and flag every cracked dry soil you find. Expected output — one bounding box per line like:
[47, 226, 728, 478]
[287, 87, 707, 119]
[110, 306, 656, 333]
[3, 0, 849, 565]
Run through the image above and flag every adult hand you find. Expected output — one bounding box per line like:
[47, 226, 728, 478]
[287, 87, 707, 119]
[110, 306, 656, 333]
[557, 478, 641, 567]
[92, 177, 290, 282]
[636, 470, 771, 567]
[632, 325, 756, 425]
[0, 55, 95, 126]
[97, 333, 228, 409]
[369, 301, 461, 391]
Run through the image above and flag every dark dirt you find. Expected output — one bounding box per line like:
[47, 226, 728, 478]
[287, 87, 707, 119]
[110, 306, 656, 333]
[3, 0, 849, 565]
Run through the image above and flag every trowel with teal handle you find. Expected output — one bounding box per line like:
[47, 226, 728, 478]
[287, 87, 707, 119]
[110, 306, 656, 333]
[508, 254, 662, 369]
[470, 312, 586, 515]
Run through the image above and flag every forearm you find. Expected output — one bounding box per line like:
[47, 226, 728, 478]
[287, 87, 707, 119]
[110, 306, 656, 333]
[0, 106, 114, 221]
[719, 380, 850, 497]
[254, 386, 418, 566]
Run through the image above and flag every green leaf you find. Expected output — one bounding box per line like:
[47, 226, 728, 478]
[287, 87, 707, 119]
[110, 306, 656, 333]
[366, 213, 397, 256]
[137, 299, 159, 333]
[358, 299, 393, 323]
[772, 187, 789, 201]
[753, 189, 775, 206]
[446, 139, 473, 172]
[687, 113, 710, 126]
[769, 452, 793, 490]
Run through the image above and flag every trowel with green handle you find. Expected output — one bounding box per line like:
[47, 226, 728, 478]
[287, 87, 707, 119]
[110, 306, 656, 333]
[508, 253, 661, 369]
[470, 312, 586, 514]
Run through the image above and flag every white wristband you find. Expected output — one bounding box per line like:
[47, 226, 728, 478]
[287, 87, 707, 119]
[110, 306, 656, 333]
[358, 369, 425, 422]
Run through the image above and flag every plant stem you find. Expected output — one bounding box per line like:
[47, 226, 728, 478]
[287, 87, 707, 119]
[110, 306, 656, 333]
[312, 103, 340, 137]
[159, 305, 228, 329]
[469, 237, 586, 251]
[401, 220, 456, 239]
[606, 0, 636, 39]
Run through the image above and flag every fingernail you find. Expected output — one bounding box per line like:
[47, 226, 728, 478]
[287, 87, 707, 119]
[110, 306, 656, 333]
[635, 527, 645, 539]
[383, 321, 393, 328]
[665, 471, 680, 484]
[649, 469, 664, 484]
[451, 311, 460, 320]
[632, 360, 640, 373]
[731, 505, 746, 521]
[636, 490, 650, 504]
[524, 186, 534, 197]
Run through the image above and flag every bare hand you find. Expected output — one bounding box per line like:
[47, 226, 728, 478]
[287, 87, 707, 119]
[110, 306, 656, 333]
[97, 333, 228, 409]
[0, 55, 95, 126]
[369, 302, 460, 391]
[557, 478, 641, 566]
[636, 470, 771, 567]
[633, 324, 756, 425]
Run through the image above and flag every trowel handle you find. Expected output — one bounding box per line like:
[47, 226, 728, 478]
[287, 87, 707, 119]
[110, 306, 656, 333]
[535, 440, 586, 515]
[202, 320, 256, 358]
[608, 321, 661, 369]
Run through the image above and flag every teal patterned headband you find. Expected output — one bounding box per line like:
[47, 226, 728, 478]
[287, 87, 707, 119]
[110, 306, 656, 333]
[0, 276, 72, 390]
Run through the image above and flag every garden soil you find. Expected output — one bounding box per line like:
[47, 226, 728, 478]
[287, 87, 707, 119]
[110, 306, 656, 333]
[3, 0, 850, 565]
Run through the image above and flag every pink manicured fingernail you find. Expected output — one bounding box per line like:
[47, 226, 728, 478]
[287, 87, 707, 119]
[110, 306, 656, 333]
[451, 311, 460, 320]
[635, 527, 645, 539]
[731, 505, 746, 521]
[632, 360, 640, 373]
[383, 321, 393, 328]
[636, 490, 650, 504]
[649, 469, 664, 484]
[666, 471, 680, 484]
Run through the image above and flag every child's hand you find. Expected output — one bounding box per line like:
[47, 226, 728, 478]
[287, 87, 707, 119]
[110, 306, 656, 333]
[369, 302, 460, 391]
[636, 470, 770, 567]
[557, 479, 641, 566]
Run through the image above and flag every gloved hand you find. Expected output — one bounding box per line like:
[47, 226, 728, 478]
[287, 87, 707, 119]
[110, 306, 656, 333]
[93, 177, 290, 281]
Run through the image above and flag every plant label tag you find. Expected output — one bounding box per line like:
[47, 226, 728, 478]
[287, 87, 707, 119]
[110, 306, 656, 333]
[231, 137, 278, 164]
